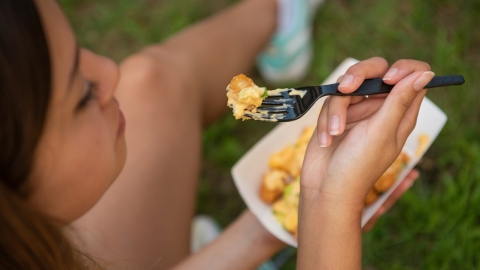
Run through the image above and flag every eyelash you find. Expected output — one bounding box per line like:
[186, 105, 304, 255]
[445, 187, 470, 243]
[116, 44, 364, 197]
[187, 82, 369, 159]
[77, 81, 100, 110]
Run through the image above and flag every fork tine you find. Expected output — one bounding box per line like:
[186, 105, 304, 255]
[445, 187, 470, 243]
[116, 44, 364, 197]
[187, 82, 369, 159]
[261, 97, 295, 105]
[244, 111, 286, 122]
[256, 105, 290, 113]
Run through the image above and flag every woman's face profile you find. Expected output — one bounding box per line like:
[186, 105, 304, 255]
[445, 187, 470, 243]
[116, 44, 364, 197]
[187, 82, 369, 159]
[28, 0, 127, 224]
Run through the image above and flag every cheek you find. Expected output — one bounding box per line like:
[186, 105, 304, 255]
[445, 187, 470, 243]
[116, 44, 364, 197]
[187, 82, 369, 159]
[32, 116, 118, 223]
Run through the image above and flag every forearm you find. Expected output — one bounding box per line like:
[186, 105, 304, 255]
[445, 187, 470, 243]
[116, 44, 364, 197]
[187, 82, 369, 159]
[297, 188, 363, 270]
[173, 211, 285, 270]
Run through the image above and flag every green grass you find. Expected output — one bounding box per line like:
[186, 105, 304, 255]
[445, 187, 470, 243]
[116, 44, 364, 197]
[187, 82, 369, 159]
[60, 0, 480, 268]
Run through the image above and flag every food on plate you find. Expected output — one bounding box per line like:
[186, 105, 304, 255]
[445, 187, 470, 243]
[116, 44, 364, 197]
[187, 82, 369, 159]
[260, 169, 289, 203]
[364, 189, 379, 206]
[272, 177, 300, 237]
[226, 74, 268, 120]
[372, 152, 411, 193]
[268, 127, 314, 178]
[259, 126, 413, 236]
[416, 133, 430, 157]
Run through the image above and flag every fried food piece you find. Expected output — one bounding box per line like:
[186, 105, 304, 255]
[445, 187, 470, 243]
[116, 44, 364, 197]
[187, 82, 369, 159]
[286, 151, 303, 178]
[284, 209, 298, 233]
[364, 189, 379, 206]
[228, 74, 254, 93]
[416, 133, 430, 157]
[283, 178, 300, 207]
[272, 199, 289, 227]
[296, 126, 315, 146]
[226, 74, 268, 120]
[374, 152, 410, 192]
[271, 178, 300, 233]
[259, 170, 289, 203]
[269, 145, 296, 172]
[373, 170, 397, 193]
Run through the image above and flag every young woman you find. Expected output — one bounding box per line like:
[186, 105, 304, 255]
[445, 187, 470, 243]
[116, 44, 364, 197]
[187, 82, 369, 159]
[0, 0, 430, 269]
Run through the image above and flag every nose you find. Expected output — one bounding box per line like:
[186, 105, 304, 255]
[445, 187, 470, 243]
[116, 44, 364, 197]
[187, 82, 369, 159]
[80, 49, 120, 108]
[96, 56, 120, 108]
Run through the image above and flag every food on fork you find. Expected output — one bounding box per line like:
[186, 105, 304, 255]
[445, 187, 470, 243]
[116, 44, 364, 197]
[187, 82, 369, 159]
[226, 74, 268, 120]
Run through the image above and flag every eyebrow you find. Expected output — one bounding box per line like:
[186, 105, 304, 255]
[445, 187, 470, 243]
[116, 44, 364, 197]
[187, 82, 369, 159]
[68, 44, 80, 89]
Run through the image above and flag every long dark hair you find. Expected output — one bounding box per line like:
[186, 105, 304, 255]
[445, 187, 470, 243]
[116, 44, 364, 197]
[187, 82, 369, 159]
[0, 0, 97, 269]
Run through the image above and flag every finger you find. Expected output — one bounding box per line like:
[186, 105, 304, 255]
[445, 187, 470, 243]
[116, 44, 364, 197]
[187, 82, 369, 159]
[374, 71, 435, 136]
[327, 96, 351, 136]
[338, 57, 389, 93]
[362, 169, 419, 232]
[397, 88, 428, 144]
[336, 75, 344, 83]
[350, 93, 388, 105]
[383, 59, 431, 85]
[346, 97, 384, 124]
[350, 96, 366, 105]
[316, 97, 333, 147]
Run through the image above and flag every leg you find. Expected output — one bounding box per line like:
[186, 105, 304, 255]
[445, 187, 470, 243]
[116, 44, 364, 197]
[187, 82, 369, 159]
[71, 0, 277, 269]
[143, 0, 277, 126]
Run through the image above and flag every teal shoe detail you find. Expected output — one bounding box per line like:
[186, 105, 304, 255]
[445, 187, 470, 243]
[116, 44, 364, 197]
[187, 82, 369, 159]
[257, 0, 325, 85]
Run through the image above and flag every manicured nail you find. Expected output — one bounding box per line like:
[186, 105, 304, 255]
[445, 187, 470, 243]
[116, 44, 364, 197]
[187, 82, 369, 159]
[319, 132, 328, 147]
[329, 115, 340, 135]
[339, 74, 354, 88]
[413, 71, 435, 91]
[383, 67, 398, 81]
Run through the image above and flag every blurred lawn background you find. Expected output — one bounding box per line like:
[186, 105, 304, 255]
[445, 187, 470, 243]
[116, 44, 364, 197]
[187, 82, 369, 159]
[59, 0, 480, 268]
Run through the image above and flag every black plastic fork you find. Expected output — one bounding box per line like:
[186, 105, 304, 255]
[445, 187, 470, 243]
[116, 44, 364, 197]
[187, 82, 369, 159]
[244, 75, 465, 122]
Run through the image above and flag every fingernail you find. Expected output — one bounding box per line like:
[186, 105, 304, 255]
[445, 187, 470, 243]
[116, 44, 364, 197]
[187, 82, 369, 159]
[413, 71, 435, 91]
[383, 67, 398, 81]
[319, 132, 328, 147]
[339, 74, 354, 88]
[329, 115, 340, 135]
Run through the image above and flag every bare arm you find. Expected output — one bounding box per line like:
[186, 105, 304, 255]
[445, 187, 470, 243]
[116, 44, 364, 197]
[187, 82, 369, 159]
[173, 211, 285, 270]
[297, 58, 432, 269]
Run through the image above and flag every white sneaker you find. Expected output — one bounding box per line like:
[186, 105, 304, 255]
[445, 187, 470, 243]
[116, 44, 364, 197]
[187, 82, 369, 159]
[190, 215, 221, 253]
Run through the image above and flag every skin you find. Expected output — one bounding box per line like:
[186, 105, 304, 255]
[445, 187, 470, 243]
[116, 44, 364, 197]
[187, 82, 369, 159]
[30, 0, 125, 224]
[298, 57, 433, 269]
[25, 0, 421, 269]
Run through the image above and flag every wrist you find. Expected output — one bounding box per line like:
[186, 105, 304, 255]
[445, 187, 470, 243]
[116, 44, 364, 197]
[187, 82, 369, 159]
[300, 185, 365, 215]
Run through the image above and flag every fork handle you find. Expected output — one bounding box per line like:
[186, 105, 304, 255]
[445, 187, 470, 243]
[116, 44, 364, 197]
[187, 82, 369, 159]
[331, 75, 465, 96]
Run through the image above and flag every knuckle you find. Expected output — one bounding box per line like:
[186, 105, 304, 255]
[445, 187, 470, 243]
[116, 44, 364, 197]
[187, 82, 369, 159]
[394, 59, 410, 67]
[420, 61, 431, 71]
[406, 117, 418, 133]
[369, 56, 388, 67]
[397, 94, 413, 112]
[118, 50, 189, 112]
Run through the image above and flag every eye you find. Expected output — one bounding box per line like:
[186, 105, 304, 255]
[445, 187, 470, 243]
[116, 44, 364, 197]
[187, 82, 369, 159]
[76, 81, 100, 110]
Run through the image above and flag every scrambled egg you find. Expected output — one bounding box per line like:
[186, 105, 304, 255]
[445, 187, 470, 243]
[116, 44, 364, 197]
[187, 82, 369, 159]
[226, 74, 267, 120]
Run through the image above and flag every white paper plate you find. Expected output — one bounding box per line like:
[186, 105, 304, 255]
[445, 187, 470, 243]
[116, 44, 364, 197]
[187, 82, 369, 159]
[232, 58, 447, 247]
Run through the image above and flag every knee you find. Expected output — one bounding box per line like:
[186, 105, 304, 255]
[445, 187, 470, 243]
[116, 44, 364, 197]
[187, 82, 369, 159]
[116, 47, 196, 114]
